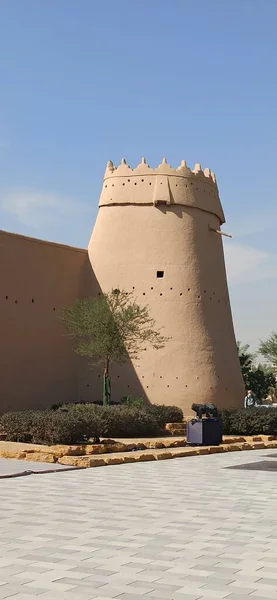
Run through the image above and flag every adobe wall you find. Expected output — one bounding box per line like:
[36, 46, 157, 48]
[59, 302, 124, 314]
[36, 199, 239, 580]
[0, 230, 96, 413]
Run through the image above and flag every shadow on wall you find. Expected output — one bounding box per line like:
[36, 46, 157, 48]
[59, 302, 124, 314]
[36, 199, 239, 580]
[78, 274, 149, 405]
[0, 231, 148, 412]
[78, 360, 148, 405]
[0, 231, 92, 413]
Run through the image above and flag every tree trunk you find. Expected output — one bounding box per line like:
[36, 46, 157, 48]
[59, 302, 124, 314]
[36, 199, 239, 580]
[102, 359, 111, 406]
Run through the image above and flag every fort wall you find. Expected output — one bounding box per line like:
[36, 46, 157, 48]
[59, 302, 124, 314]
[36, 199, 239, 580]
[0, 156, 244, 415]
[0, 230, 95, 413]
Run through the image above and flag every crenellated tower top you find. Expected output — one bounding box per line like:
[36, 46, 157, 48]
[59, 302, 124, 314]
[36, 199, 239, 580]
[99, 157, 225, 224]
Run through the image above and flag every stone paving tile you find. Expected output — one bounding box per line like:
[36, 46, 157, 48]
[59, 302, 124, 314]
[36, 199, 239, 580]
[0, 458, 75, 476]
[226, 596, 266, 600]
[0, 450, 277, 599]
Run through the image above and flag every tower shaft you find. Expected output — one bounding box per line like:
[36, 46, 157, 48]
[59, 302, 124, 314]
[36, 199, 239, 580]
[88, 158, 244, 413]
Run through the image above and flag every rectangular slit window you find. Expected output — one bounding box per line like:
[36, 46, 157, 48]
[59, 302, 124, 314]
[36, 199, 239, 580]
[157, 271, 164, 278]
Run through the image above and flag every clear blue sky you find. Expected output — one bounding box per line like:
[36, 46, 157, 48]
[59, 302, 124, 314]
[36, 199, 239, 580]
[1, 0, 277, 352]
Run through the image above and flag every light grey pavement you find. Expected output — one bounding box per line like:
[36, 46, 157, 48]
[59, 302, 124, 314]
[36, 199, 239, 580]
[0, 458, 77, 477]
[0, 450, 277, 600]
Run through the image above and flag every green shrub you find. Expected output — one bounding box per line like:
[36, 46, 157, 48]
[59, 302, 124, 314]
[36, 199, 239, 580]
[1, 404, 159, 444]
[100, 406, 159, 438]
[49, 399, 120, 410]
[218, 409, 233, 435]
[149, 404, 183, 428]
[219, 408, 277, 436]
[119, 395, 146, 408]
[1, 409, 102, 445]
[1, 411, 37, 443]
[56, 403, 103, 442]
[30, 411, 84, 445]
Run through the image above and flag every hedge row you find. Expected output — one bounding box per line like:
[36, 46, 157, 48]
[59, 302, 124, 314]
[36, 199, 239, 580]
[219, 407, 277, 436]
[3, 404, 274, 447]
[0, 403, 183, 445]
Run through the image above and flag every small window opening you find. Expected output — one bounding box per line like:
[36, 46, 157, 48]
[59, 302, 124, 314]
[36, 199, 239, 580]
[157, 271, 164, 278]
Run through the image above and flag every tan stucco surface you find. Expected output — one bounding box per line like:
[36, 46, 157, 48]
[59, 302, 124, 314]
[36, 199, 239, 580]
[0, 231, 94, 412]
[1, 157, 244, 413]
[88, 159, 244, 412]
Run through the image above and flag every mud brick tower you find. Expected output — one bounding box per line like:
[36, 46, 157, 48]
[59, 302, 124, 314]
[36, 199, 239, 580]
[88, 157, 244, 413]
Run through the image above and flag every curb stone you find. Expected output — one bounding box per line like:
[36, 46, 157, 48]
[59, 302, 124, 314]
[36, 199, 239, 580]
[0, 436, 277, 468]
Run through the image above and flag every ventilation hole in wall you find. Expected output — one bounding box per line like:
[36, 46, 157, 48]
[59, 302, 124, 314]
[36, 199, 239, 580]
[15, 300, 18, 304]
[112, 184, 114, 187]
[176, 376, 178, 379]
[170, 287, 173, 290]
[134, 182, 137, 185]
[160, 376, 162, 379]
[53, 308, 56, 311]
[127, 385, 130, 388]
[185, 384, 188, 387]
[98, 292, 101, 295]
[167, 385, 169, 388]
[198, 295, 201, 299]
[141, 179, 144, 182]
[196, 187, 198, 190]
[160, 182, 162, 185]
[117, 375, 120, 378]
[98, 374, 101, 378]
[218, 375, 220, 379]
[188, 288, 191, 291]
[180, 292, 183, 296]
[142, 375, 144, 378]
[175, 184, 178, 187]
[190, 182, 193, 185]
[204, 290, 206, 293]
[143, 292, 146, 295]
[132, 286, 135, 289]
[151, 286, 153, 290]
[5, 296, 8, 299]
[31, 299, 34, 303]
[185, 184, 188, 188]
[146, 385, 149, 388]
[122, 183, 125, 186]
[128, 179, 130, 182]
[86, 384, 90, 387]
[105, 185, 107, 188]
[196, 376, 199, 380]
[157, 271, 164, 278]
[110, 198, 112, 201]
[160, 293, 163, 296]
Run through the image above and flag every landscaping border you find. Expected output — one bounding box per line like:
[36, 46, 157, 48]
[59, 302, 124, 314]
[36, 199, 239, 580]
[0, 435, 276, 468]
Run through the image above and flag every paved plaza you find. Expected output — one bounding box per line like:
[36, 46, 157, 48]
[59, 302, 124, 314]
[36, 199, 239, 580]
[0, 450, 277, 600]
